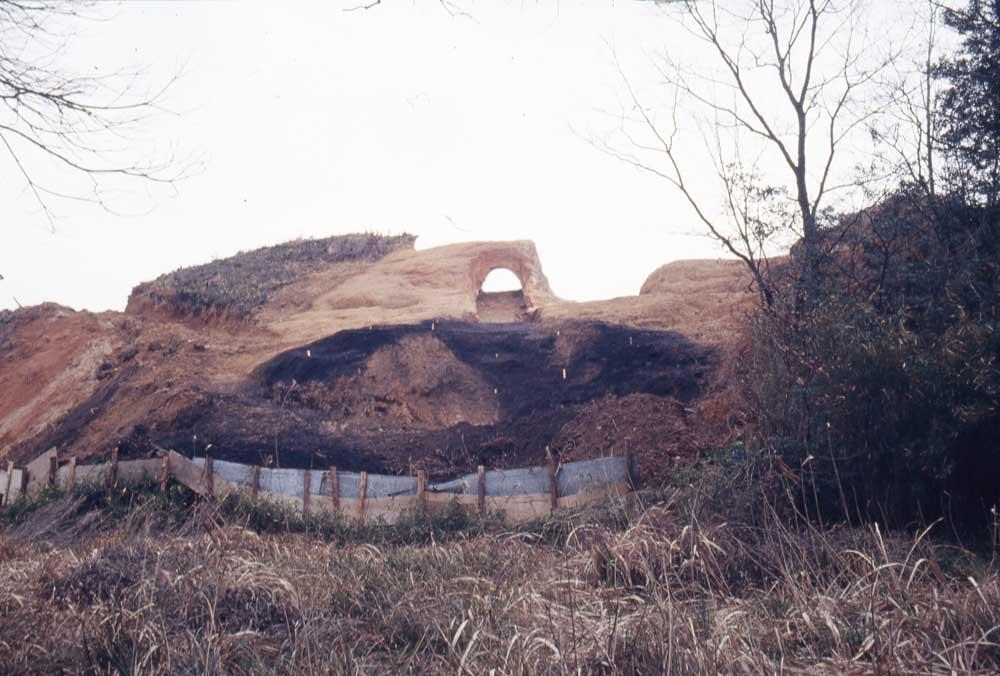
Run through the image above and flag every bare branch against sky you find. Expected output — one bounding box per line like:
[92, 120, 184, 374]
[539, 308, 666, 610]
[1, 2, 948, 313]
[593, 0, 929, 305]
[0, 0, 195, 232]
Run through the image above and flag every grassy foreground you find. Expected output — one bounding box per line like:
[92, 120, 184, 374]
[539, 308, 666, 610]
[1, 475, 999, 674]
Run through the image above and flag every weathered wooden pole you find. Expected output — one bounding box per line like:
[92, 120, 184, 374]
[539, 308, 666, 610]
[546, 449, 559, 512]
[416, 469, 426, 511]
[358, 471, 368, 522]
[329, 466, 339, 512]
[204, 450, 215, 499]
[302, 469, 312, 515]
[624, 450, 638, 516]
[477, 465, 486, 516]
[107, 447, 119, 495]
[624, 450, 638, 489]
[251, 465, 260, 499]
[48, 451, 58, 489]
[159, 456, 169, 493]
[67, 457, 77, 493]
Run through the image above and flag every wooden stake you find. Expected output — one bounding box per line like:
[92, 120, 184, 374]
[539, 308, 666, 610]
[48, 451, 58, 488]
[302, 469, 311, 515]
[251, 465, 260, 499]
[204, 450, 215, 499]
[2, 461, 13, 507]
[477, 465, 486, 515]
[624, 450, 638, 516]
[624, 450, 638, 489]
[416, 469, 426, 509]
[358, 471, 367, 522]
[67, 457, 77, 493]
[107, 447, 119, 495]
[546, 448, 559, 512]
[329, 466, 339, 511]
[159, 456, 169, 493]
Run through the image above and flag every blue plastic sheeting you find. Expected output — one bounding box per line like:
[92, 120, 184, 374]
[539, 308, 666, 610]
[192, 455, 628, 499]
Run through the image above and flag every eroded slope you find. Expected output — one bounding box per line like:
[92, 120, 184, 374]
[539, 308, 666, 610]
[1, 234, 751, 481]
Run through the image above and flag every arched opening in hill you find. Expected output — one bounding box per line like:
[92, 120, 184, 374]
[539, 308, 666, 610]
[476, 268, 529, 322]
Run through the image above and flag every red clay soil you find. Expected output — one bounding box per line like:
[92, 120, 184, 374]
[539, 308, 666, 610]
[0, 234, 754, 484]
[0, 305, 121, 451]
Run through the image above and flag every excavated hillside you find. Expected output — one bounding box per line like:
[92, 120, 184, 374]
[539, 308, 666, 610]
[0, 234, 753, 485]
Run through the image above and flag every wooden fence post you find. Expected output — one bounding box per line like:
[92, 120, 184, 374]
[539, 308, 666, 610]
[624, 450, 638, 515]
[416, 469, 426, 511]
[204, 451, 215, 499]
[2, 461, 13, 507]
[477, 465, 486, 516]
[67, 457, 77, 493]
[251, 465, 260, 499]
[546, 449, 559, 512]
[624, 450, 638, 489]
[358, 471, 367, 522]
[159, 456, 169, 493]
[302, 469, 311, 515]
[48, 451, 58, 489]
[107, 447, 119, 495]
[330, 466, 339, 512]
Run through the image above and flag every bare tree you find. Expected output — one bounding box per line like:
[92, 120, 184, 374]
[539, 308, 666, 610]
[0, 1, 188, 231]
[871, 0, 945, 200]
[601, 0, 905, 305]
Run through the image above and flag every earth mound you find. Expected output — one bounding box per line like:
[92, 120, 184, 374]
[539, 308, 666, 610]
[1, 234, 751, 480]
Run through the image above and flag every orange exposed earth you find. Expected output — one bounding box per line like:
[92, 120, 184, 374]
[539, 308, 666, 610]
[0, 234, 752, 484]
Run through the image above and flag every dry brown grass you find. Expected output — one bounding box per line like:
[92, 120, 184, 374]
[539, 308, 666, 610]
[128, 233, 415, 319]
[1, 483, 999, 675]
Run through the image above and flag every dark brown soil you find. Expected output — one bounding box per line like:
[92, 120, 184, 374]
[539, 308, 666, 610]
[121, 319, 718, 479]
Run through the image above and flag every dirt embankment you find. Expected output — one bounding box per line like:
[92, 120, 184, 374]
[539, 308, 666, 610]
[1, 234, 752, 481]
[0, 305, 121, 452]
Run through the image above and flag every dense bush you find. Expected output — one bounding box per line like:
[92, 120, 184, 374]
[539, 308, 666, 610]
[743, 190, 1000, 528]
[739, 0, 1000, 531]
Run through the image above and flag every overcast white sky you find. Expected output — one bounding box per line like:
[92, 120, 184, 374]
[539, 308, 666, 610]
[1, 1, 932, 311]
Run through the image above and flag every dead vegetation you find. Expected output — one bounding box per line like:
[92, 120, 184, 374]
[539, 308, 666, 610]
[2, 467, 999, 674]
[127, 233, 415, 319]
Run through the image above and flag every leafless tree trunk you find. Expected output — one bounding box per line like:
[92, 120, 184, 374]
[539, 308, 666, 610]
[601, 0, 904, 306]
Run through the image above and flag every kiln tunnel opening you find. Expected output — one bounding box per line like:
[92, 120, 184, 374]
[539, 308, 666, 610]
[476, 268, 531, 323]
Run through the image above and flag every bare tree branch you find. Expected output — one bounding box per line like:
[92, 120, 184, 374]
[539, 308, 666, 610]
[0, 0, 194, 231]
[601, 0, 908, 306]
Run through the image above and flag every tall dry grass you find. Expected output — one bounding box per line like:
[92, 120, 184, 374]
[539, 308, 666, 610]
[1, 482, 998, 674]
